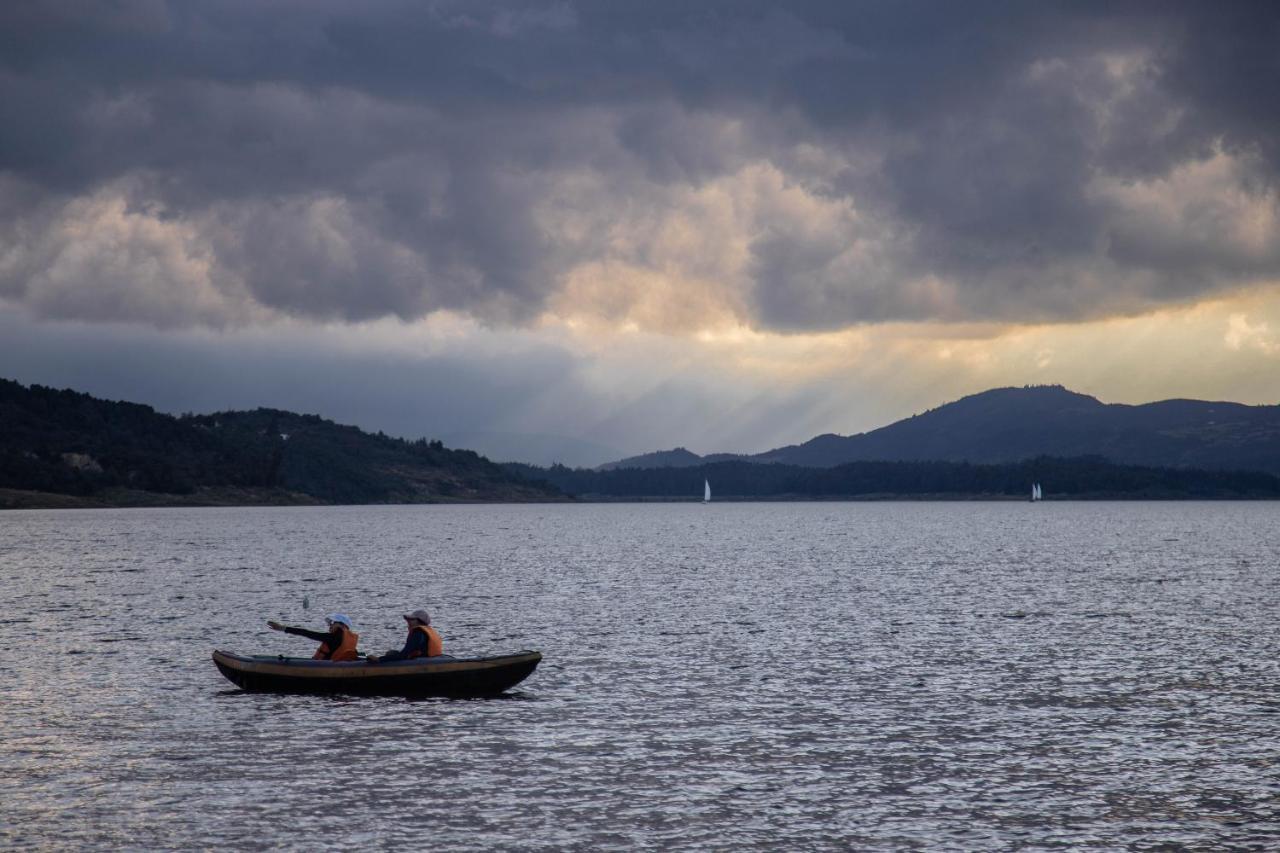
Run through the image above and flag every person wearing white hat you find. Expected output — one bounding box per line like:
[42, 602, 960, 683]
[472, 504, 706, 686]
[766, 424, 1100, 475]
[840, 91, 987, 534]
[365, 609, 444, 663]
[267, 613, 361, 661]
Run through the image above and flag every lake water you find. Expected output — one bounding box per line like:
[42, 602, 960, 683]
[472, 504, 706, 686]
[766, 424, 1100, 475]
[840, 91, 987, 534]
[1, 502, 1278, 849]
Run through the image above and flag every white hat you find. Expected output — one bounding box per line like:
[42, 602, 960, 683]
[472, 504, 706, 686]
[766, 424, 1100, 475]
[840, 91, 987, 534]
[325, 613, 352, 628]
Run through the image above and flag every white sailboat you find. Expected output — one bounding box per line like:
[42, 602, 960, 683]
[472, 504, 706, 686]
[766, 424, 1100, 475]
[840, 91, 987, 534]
[703, 479, 711, 503]
[1030, 483, 1042, 502]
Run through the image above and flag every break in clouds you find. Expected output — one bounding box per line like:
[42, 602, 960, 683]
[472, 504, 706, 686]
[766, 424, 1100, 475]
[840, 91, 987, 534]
[2, 0, 1280, 333]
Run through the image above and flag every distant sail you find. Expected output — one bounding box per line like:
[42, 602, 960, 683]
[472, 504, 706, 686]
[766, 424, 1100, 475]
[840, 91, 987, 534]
[704, 479, 711, 503]
[1031, 483, 1042, 501]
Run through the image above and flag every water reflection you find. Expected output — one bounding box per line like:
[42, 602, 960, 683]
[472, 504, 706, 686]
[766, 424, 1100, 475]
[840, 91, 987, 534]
[1, 502, 1278, 848]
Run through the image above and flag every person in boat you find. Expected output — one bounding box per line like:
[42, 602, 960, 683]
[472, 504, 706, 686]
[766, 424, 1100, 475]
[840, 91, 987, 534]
[267, 613, 360, 661]
[365, 609, 443, 663]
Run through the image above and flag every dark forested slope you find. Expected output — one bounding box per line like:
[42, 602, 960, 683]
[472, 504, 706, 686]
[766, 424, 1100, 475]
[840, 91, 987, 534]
[0, 379, 561, 505]
[755, 386, 1280, 472]
[509, 456, 1280, 500]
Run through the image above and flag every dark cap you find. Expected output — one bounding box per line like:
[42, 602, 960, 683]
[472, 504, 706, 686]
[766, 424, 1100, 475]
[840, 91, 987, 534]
[403, 609, 431, 625]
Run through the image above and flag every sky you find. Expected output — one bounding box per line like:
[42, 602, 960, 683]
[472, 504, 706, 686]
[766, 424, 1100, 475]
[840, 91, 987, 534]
[2, 1, 1279, 466]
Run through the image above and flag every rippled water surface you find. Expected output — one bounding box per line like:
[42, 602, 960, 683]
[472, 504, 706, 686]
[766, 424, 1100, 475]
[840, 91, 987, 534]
[2, 502, 1278, 849]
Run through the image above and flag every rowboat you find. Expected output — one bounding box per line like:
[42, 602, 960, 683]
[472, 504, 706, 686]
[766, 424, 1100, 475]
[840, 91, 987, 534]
[211, 649, 541, 697]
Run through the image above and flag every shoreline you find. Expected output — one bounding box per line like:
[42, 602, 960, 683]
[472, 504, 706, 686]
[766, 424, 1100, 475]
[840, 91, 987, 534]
[0, 487, 569, 510]
[3, 487, 1274, 509]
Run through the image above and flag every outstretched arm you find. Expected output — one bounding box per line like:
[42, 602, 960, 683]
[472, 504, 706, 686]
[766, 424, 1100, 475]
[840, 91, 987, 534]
[266, 621, 332, 643]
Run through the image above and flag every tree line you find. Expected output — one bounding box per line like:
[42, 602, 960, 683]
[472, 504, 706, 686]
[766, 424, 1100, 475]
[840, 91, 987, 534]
[505, 456, 1280, 499]
[0, 379, 557, 502]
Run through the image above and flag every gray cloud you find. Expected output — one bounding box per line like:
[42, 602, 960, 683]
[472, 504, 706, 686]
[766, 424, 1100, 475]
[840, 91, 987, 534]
[1, 1, 1279, 331]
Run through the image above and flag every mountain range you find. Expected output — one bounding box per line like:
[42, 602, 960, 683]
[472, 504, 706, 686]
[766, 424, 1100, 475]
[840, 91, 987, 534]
[601, 385, 1280, 475]
[5, 378, 1279, 507]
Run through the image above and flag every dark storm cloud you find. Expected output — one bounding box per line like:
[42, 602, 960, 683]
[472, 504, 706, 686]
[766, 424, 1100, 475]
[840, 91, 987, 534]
[1, 0, 1279, 330]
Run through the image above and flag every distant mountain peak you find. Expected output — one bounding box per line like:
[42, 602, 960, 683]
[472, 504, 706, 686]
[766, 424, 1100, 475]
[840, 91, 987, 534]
[598, 446, 705, 471]
[596, 385, 1280, 474]
[950, 384, 1101, 406]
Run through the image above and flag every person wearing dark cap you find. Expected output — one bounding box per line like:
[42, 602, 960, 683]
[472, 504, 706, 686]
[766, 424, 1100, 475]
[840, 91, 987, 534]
[365, 609, 444, 663]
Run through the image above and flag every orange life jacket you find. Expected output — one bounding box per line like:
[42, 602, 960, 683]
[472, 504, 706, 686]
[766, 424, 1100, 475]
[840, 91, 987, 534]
[313, 627, 360, 661]
[408, 624, 443, 658]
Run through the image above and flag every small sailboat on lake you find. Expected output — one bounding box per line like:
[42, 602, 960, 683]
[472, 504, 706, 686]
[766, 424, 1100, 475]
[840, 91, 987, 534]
[1030, 483, 1042, 502]
[703, 479, 711, 503]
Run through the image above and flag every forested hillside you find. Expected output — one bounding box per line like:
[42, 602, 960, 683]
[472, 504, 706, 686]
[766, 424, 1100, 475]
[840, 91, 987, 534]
[0, 379, 562, 506]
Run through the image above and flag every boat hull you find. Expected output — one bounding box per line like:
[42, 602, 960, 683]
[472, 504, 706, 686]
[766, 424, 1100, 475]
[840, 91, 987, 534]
[212, 649, 541, 697]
